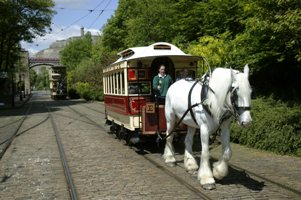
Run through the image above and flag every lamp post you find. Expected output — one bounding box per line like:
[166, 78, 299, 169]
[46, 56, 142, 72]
[19, 74, 23, 101]
[11, 69, 15, 108]
[22, 73, 25, 98]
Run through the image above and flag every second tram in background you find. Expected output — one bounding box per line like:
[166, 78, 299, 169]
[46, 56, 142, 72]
[103, 42, 203, 143]
[49, 66, 67, 100]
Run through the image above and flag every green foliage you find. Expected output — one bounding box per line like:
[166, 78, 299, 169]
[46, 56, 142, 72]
[187, 34, 230, 69]
[60, 33, 111, 101]
[124, 0, 177, 47]
[0, 0, 54, 71]
[74, 82, 93, 100]
[231, 97, 301, 156]
[59, 0, 301, 155]
[29, 69, 37, 87]
[73, 81, 103, 101]
[35, 67, 49, 90]
[60, 33, 93, 71]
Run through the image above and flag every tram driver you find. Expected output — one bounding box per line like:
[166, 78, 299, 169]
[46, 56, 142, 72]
[152, 65, 173, 103]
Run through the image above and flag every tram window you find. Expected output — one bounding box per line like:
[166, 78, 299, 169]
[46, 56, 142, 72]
[110, 74, 112, 94]
[121, 72, 124, 94]
[176, 69, 196, 80]
[103, 72, 125, 95]
[117, 72, 120, 94]
[128, 82, 151, 95]
[113, 73, 118, 94]
[104, 76, 107, 94]
[107, 75, 109, 94]
[106, 75, 108, 94]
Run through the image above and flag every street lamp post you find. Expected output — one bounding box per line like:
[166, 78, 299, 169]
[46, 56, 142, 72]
[19, 74, 23, 101]
[11, 69, 15, 108]
[22, 73, 25, 98]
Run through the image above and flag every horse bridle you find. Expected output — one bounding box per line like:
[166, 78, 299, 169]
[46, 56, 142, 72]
[230, 86, 251, 119]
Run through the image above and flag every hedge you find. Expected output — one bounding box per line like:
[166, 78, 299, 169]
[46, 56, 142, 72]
[73, 82, 103, 101]
[230, 97, 301, 156]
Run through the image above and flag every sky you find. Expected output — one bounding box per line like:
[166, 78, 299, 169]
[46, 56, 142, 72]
[21, 0, 119, 56]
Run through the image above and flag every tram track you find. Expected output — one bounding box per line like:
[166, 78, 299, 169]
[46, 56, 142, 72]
[0, 103, 32, 160]
[71, 101, 301, 199]
[64, 103, 214, 199]
[79, 103, 106, 115]
[46, 103, 78, 200]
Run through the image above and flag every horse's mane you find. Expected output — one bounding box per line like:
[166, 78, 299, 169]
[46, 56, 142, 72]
[207, 68, 233, 121]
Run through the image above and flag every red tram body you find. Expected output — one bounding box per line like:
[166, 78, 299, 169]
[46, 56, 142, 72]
[103, 42, 200, 140]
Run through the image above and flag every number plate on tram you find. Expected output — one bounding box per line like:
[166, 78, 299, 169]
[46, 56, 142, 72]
[145, 103, 155, 113]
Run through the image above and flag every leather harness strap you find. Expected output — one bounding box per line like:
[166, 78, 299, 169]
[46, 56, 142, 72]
[188, 81, 200, 125]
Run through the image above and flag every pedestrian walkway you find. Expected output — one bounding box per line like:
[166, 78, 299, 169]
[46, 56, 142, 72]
[0, 92, 34, 110]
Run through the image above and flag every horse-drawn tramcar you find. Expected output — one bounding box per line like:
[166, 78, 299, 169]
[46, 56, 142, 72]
[103, 42, 201, 142]
[49, 66, 67, 100]
[103, 42, 253, 190]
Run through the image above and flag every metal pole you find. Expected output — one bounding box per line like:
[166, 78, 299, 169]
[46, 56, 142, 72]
[19, 74, 23, 101]
[11, 70, 15, 108]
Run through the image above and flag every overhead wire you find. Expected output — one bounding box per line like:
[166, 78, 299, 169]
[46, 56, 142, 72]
[25, 0, 113, 49]
[88, 0, 112, 29]
[53, 0, 107, 34]
[55, 7, 110, 12]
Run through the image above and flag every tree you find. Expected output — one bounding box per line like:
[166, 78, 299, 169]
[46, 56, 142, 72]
[0, 0, 55, 71]
[124, 0, 177, 47]
[35, 67, 49, 90]
[60, 32, 93, 70]
[29, 69, 37, 87]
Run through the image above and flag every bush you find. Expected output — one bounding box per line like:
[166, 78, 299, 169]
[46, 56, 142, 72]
[73, 82, 103, 101]
[230, 97, 301, 156]
[74, 82, 93, 100]
[67, 88, 80, 99]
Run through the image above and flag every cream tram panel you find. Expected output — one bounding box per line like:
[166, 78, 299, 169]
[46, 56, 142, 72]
[106, 111, 140, 131]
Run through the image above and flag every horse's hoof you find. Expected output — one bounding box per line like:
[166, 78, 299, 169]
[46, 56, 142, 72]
[166, 162, 176, 167]
[202, 183, 216, 190]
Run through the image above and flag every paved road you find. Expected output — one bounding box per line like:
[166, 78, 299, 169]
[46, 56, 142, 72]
[0, 91, 300, 199]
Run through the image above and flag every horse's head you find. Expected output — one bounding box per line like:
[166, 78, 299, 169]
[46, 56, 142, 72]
[230, 64, 252, 127]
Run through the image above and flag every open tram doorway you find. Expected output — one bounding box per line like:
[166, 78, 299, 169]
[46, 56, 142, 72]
[150, 57, 175, 101]
[151, 57, 175, 81]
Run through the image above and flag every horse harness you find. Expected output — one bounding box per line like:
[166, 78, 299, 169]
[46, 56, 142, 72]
[156, 75, 251, 143]
[157, 76, 211, 143]
[190, 74, 253, 125]
[188, 74, 212, 125]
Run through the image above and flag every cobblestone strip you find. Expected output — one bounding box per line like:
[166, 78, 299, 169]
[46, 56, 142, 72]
[0, 104, 29, 154]
[0, 101, 69, 199]
[82, 101, 301, 199]
[52, 102, 204, 199]
[210, 143, 301, 193]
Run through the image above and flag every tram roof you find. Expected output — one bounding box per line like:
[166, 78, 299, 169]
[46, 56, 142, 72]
[112, 42, 200, 65]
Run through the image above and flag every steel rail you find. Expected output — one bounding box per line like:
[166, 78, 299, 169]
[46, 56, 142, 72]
[141, 152, 213, 200]
[79, 103, 106, 115]
[47, 104, 78, 200]
[66, 103, 213, 200]
[0, 103, 32, 159]
[76, 102, 301, 198]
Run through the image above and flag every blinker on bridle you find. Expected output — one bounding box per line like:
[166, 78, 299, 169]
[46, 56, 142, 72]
[230, 86, 251, 118]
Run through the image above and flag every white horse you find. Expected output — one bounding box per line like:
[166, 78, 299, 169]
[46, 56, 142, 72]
[163, 65, 252, 190]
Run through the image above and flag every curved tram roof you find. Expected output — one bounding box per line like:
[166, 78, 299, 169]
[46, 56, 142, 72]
[112, 42, 200, 65]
